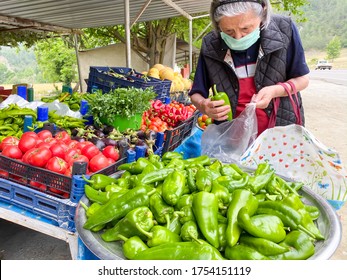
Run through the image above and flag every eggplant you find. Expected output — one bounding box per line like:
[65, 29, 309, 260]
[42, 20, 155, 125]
[102, 125, 115, 135]
[136, 130, 146, 140]
[102, 138, 118, 147]
[94, 130, 105, 138]
[70, 128, 79, 137]
[71, 136, 86, 142]
[91, 137, 106, 150]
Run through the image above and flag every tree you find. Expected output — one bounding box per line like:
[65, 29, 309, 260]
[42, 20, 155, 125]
[0, 63, 15, 84]
[326, 36, 342, 61]
[34, 37, 77, 84]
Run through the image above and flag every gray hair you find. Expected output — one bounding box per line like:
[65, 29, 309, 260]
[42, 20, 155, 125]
[210, 0, 272, 31]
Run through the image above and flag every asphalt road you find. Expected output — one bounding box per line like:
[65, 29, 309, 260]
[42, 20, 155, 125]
[309, 69, 347, 86]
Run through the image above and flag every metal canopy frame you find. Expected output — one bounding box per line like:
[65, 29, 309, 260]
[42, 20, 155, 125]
[0, 0, 211, 83]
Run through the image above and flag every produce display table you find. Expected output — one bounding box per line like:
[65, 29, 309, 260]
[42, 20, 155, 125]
[0, 200, 78, 259]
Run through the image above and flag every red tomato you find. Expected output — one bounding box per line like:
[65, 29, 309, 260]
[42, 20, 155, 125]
[18, 135, 38, 153]
[55, 131, 71, 144]
[107, 158, 115, 164]
[1, 145, 23, 159]
[37, 130, 53, 140]
[67, 140, 79, 149]
[67, 154, 89, 167]
[50, 143, 68, 159]
[0, 136, 19, 151]
[21, 131, 39, 140]
[46, 156, 68, 174]
[40, 136, 58, 147]
[76, 141, 91, 151]
[64, 166, 72, 177]
[25, 147, 52, 167]
[0, 170, 9, 177]
[102, 146, 120, 161]
[64, 148, 80, 162]
[81, 144, 101, 160]
[49, 187, 64, 195]
[35, 142, 52, 149]
[89, 153, 110, 173]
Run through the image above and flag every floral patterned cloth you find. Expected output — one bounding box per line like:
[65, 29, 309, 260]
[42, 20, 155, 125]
[240, 124, 347, 210]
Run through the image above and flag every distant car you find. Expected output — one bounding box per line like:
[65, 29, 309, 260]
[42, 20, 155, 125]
[315, 60, 332, 70]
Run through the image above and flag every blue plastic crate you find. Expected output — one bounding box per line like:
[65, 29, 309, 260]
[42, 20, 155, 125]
[0, 176, 87, 232]
[86, 66, 171, 102]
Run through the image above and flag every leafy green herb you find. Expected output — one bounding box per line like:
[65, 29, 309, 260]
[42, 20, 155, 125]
[88, 87, 156, 126]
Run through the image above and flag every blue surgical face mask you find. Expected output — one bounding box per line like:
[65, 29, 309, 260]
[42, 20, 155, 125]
[221, 27, 260, 51]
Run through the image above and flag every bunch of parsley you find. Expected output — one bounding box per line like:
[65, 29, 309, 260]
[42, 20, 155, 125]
[88, 87, 157, 126]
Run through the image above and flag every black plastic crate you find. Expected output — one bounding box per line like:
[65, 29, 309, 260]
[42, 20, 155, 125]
[86, 66, 171, 102]
[0, 155, 126, 199]
[162, 111, 199, 153]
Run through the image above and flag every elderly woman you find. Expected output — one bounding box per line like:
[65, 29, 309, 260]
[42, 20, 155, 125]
[189, 0, 309, 135]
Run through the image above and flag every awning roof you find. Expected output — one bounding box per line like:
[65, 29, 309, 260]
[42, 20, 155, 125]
[0, 0, 211, 33]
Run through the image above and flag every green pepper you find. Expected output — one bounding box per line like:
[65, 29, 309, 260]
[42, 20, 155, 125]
[83, 185, 155, 230]
[208, 159, 222, 173]
[211, 181, 231, 210]
[175, 205, 196, 224]
[101, 206, 154, 242]
[116, 177, 130, 189]
[162, 170, 186, 206]
[186, 168, 198, 193]
[192, 191, 219, 248]
[225, 244, 269, 260]
[195, 168, 213, 192]
[254, 162, 271, 176]
[220, 163, 243, 177]
[82, 174, 118, 190]
[148, 154, 165, 169]
[135, 224, 181, 247]
[117, 235, 149, 260]
[211, 84, 232, 121]
[256, 201, 319, 239]
[239, 235, 289, 256]
[84, 184, 110, 204]
[162, 151, 183, 163]
[133, 240, 225, 260]
[297, 208, 325, 240]
[269, 230, 315, 260]
[180, 220, 199, 242]
[248, 170, 274, 194]
[149, 192, 174, 226]
[217, 223, 227, 252]
[217, 173, 249, 193]
[79, 201, 105, 232]
[118, 157, 156, 175]
[104, 184, 126, 194]
[136, 168, 175, 186]
[183, 155, 211, 167]
[165, 158, 185, 170]
[218, 213, 228, 224]
[166, 213, 182, 235]
[175, 194, 193, 210]
[237, 206, 287, 243]
[304, 205, 320, 220]
[226, 189, 258, 247]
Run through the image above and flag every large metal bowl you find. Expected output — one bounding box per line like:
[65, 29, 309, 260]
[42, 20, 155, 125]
[75, 185, 342, 260]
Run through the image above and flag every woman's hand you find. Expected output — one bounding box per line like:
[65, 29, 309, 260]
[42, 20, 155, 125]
[200, 98, 231, 121]
[251, 85, 278, 109]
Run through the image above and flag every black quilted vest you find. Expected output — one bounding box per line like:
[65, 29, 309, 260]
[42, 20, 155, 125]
[201, 15, 305, 126]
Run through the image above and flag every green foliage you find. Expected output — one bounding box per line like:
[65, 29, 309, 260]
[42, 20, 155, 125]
[0, 63, 15, 83]
[326, 37, 342, 60]
[299, 0, 347, 50]
[88, 87, 156, 126]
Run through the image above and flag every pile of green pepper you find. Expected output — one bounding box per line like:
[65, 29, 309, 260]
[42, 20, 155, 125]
[81, 152, 324, 260]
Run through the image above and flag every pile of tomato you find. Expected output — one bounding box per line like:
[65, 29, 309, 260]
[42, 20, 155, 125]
[0, 130, 120, 180]
[197, 114, 213, 130]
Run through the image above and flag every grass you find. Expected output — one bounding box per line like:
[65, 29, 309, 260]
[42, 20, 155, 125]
[305, 48, 347, 69]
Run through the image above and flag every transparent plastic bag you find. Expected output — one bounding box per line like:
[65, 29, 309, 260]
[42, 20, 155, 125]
[201, 103, 258, 163]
